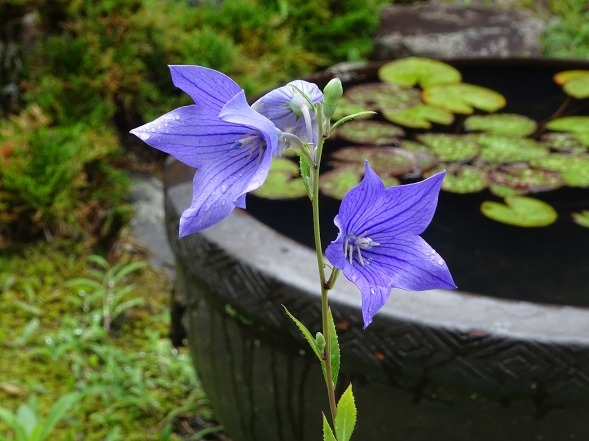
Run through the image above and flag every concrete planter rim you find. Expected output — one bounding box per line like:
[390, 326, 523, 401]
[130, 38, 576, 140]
[167, 169, 589, 346]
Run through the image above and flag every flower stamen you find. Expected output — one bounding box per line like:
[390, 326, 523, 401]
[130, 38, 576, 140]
[344, 231, 380, 266]
[233, 132, 266, 163]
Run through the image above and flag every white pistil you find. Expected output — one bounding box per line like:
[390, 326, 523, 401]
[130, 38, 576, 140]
[344, 232, 380, 266]
[235, 132, 265, 162]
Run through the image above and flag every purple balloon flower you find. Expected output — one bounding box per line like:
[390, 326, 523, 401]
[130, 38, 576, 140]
[252, 80, 323, 150]
[130, 65, 279, 237]
[326, 162, 456, 328]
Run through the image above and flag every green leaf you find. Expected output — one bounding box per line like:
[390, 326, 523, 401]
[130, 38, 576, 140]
[336, 120, 405, 146]
[530, 154, 589, 186]
[476, 134, 548, 163]
[489, 165, 563, 193]
[326, 308, 340, 388]
[434, 165, 488, 194]
[546, 117, 589, 145]
[299, 154, 313, 200]
[378, 57, 462, 88]
[554, 70, 589, 99]
[424, 83, 506, 114]
[572, 210, 589, 228]
[0, 407, 28, 441]
[253, 158, 306, 199]
[343, 82, 422, 113]
[417, 134, 480, 162]
[323, 414, 337, 441]
[319, 168, 361, 200]
[37, 393, 80, 441]
[283, 305, 322, 359]
[464, 114, 537, 136]
[335, 385, 357, 441]
[330, 146, 417, 178]
[481, 196, 557, 227]
[383, 104, 454, 129]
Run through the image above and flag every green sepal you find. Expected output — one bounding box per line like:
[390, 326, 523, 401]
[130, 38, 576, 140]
[330, 111, 377, 134]
[283, 305, 322, 359]
[323, 413, 338, 441]
[335, 384, 357, 441]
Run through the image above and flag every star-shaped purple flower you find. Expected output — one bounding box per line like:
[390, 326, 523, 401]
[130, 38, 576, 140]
[326, 162, 456, 327]
[252, 80, 323, 149]
[130, 65, 279, 237]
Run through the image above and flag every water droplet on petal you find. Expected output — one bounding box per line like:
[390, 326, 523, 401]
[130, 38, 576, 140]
[220, 184, 229, 193]
[437, 258, 444, 265]
[139, 132, 150, 141]
[370, 287, 376, 295]
[150, 127, 156, 132]
[175, 115, 180, 120]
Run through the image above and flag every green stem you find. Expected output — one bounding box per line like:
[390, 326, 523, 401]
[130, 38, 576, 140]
[312, 103, 338, 424]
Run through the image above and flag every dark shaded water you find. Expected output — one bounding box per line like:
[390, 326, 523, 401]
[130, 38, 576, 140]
[247, 59, 589, 307]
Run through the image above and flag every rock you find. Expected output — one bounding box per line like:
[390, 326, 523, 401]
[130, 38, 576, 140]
[372, 3, 546, 60]
[129, 173, 175, 277]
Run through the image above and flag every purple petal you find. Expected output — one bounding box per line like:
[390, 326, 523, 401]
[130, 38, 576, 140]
[178, 142, 273, 236]
[169, 65, 242, 114]
[130, 105, 253, 169]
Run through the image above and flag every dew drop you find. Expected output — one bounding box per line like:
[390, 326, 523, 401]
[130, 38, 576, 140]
[429, 255, 435, 261]
[139, 132, 150, 141]
[370, 287, 376, 295]
[220, 184, 229, 193]
[150, 127, 156, 132]
[175, 115, 180, 121]
[437, 258, 444, 265]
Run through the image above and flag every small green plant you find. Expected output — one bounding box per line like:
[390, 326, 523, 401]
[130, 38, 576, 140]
[64, 255, 146, 334]
[0, 393, 81, 441]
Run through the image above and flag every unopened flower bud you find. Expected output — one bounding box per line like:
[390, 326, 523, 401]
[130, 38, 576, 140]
[323, 77, 343, 120]
[315, 331, 326, 354]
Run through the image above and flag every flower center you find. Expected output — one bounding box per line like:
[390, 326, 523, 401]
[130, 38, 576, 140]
[233, 131, 266, 162]
[344, 232, 380, 266]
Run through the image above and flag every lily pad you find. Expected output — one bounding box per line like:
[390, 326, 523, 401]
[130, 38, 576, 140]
[530, 154, 589, 187]
[336, 120, 405, 145]
[431, 164, 488, 193]
[481, 196, 558, 227]
[331, 97, 373, 121]
[343, 82, 422, 112]
[540, 132, 587, 153]
[464, 114, 537, 136]
[378, 57, 462, 88]
[489, 184, 521, 198]
[476, 134, 548, 163]
[490, 164, 564, 193]
[253, 158, 306, 199]
[572, 210, 589, 228]
[319, 167, 362, 200]
[417, 133, 480, 162]
[330, 146, 417, 177]
[383, 104, 454, 129]
[553, 70, 589, 99]
[424, 83, 506, 114]
[546, 116, 589, 146]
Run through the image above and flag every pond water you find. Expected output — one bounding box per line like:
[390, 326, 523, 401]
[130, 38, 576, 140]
[247, 59, 589, 308]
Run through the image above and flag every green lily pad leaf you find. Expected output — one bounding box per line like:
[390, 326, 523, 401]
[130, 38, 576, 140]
[424, 83, 506, 114]
[489, 184, 521, 198]
[476, 134, 548, 163]
[383, 104, 454, 129]
[417, 133, 480, 162]
[253, 158, 306, 199]
[330, 146, 417, 177]
[572, 210, 589, 228]
[343, 83, 422, 113]
[378, 57, 462, 88]
[540, 132, 587, 153]
[530, 154, 589, 187]
[554, 70, 589, 99]
[427, 164, 488, 193]
[490, 164, 564, 193]
[336, 120, 405, 145]
[546, 116, 589, 145]
[319, 167, 361, 200]
[331, 97, 373, 121]
[464, 114, 537, 136]
[481, 196, 558, 227]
